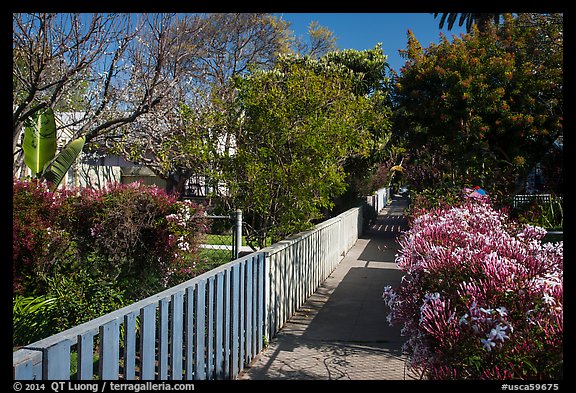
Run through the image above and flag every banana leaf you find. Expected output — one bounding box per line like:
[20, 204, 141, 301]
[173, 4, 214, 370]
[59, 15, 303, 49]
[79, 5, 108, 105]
[13, 295, 58, 347]
[43, 136, 86, 191]
[22, 107, 57, 177]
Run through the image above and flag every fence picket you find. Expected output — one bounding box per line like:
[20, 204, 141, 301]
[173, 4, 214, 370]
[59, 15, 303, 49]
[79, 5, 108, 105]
[171, 291, 184, 380]
[13, 350, 37, 380]
[139, 304, 156, 380]
[123, 313, 137, 380]
[194, 280, 206, 380]
[44, 341, 71, 379]
[245, 259, 253, 364]
[256, 254, 264, 354]
[158, 298, 169, 380]
[239, 261, 245, 369]
[206, 278, 215, 379]
[230, 264, 240, 378]
[214, 272, 225, 379]
[223, 268, 231, 379]
[99, 320, 119, 379]
[185, 286, 194, 380]
[77, 332, 94, 380]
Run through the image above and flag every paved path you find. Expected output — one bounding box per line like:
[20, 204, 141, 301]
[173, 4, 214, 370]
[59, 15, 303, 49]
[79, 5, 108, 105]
[238, 197, 420, 380]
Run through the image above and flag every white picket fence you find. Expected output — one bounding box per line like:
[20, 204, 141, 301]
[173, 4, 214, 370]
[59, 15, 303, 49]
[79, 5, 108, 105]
[366, 187, 391, 213]
[13, 206, 363, 380]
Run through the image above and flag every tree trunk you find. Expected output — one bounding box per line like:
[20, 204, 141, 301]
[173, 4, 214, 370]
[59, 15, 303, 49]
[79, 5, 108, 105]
[13, 151, 28, 178]
[165, 173, 188, 197]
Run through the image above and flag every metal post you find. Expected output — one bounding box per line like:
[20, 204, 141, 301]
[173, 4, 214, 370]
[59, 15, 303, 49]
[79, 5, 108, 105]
[234, 209, 242, 260]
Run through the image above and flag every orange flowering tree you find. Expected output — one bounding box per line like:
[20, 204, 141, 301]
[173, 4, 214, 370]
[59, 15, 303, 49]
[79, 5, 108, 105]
[393, 14, 562, 196]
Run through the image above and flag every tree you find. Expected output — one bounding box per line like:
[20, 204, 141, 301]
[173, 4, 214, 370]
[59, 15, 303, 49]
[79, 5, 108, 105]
[109, 13, 341, 196]
[226, 49, 392, 248]
[13, 13, 188, 178]
[294, 21, 338, 59]
[433, 13, 503, 33]
[317, 45, 394, 208]
[110, 13, 295, 194]
[393, 14, 562, 196]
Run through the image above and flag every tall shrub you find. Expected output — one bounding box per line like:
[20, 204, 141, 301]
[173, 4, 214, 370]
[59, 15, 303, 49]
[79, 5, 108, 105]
[383, 198, 563, 379]
[13, 178, 207, 345]
[12, 178, 76, 295]
[56, 181, 207, 299]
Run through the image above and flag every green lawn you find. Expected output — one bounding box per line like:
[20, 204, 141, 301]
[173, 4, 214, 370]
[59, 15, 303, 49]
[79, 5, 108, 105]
[202, 233, 247, 246]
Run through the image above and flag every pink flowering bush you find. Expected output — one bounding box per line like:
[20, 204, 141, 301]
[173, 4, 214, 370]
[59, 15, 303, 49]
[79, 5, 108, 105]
[13, 178, 207, 345]
[14, 179, 207, 298]
[61, 181, 207, 298]
[13, 178, 76, 294]
[383, 197, 563, 379]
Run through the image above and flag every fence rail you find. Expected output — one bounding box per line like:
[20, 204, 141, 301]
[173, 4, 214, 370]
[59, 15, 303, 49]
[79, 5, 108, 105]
[512, 193, 563, 208]
[13, 206, 363, 380]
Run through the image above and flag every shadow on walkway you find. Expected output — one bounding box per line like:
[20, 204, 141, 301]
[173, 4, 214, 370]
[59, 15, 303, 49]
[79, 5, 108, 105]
[239, 196, 419, 380]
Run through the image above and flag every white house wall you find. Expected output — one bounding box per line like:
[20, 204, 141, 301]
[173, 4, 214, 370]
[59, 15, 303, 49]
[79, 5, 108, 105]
[74, 162, 122, 190]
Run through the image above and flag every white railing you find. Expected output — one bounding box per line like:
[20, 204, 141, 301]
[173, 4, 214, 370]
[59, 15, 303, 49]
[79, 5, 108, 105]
[13, 253, 266, 380]
[13, 206, 363, 380]
[366, 187, 390, 213]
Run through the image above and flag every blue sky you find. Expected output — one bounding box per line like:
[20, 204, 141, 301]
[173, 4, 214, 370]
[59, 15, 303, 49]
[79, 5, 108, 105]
[275, 13, 467, 73]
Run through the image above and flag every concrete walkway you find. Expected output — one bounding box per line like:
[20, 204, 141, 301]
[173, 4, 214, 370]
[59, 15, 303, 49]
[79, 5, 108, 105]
[238, 196, 420, 380]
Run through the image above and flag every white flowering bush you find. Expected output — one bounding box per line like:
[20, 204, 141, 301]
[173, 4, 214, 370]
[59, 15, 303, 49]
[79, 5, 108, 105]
[383, 198, 563, 379]
[164, 199, 209, 285]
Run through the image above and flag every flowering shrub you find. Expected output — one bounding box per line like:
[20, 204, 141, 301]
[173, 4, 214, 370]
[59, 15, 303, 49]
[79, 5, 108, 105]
[57, 181, 206, 298]
[14, 179, 206, 296]
[163, 198, 210, 286]
[13, 178, 207, 345]
[12, 178, 77, 294]
[383, 198, 563, 379]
